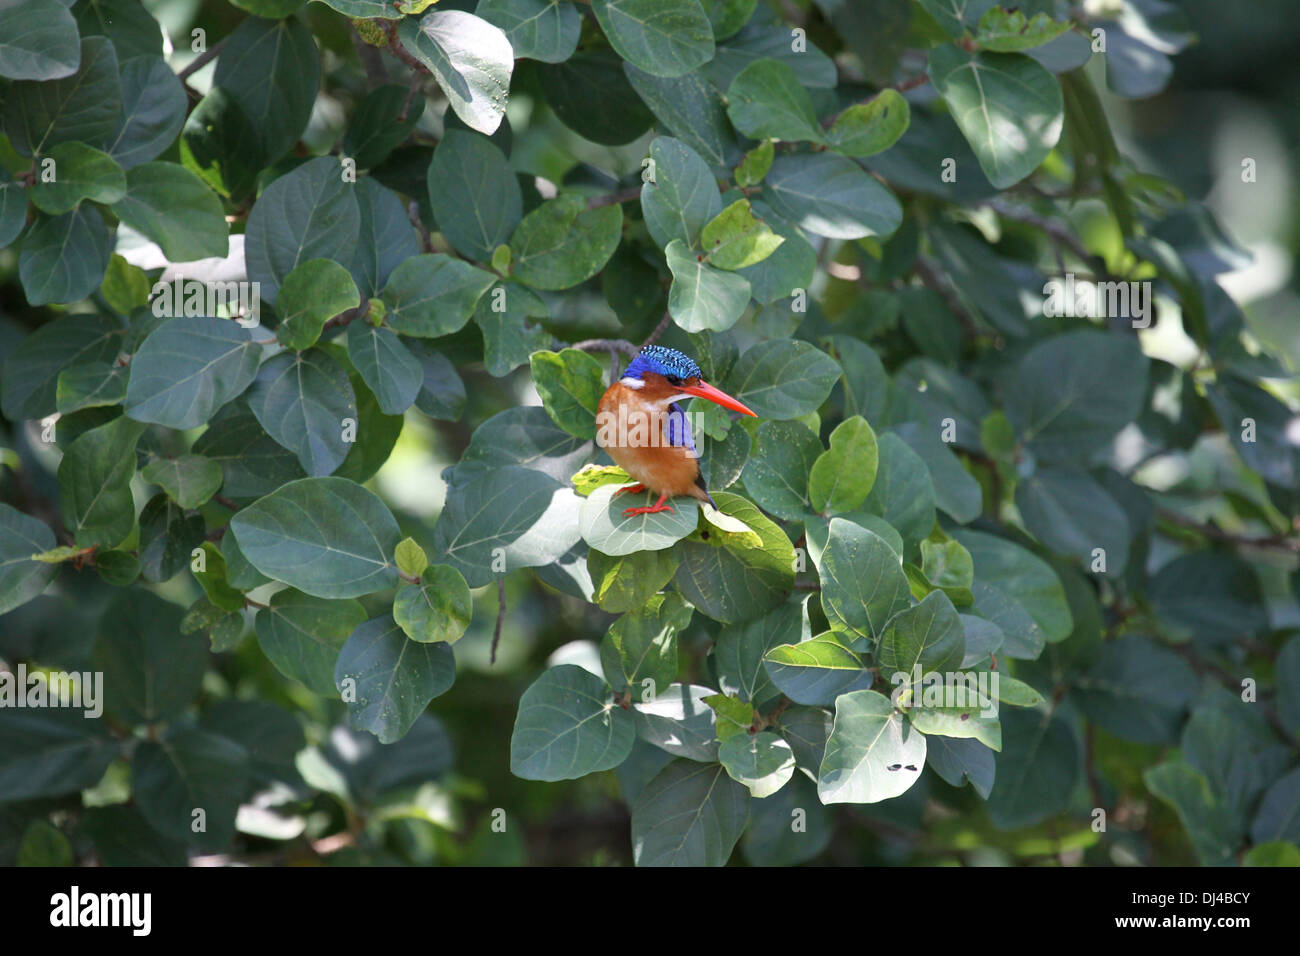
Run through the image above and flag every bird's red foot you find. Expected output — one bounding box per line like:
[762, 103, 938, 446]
[622, 492, 674, 517]
[623, 503, 675, 517]
[612, 483, 646, 498]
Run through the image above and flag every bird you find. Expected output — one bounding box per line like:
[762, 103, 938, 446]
[595, 345, 757, 517]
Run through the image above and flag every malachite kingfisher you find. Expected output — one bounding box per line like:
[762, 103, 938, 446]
[595, 345, 757, 517]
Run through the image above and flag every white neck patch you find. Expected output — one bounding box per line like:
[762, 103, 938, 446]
[619, 376, 644, 389]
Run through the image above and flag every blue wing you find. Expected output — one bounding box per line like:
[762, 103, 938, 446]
[664, 402, 698, 457]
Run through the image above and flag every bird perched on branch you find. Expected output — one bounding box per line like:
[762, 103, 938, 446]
[596, 345, 757, 517]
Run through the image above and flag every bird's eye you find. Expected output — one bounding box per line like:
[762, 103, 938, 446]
[666, 375, 683, 386]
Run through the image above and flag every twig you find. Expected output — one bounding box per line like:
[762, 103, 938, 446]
[350, 24, 388, 89]
[214, 494, 240, 511]
[177, 36, 228, 82]
[894, 73, 929, 92]
[399, 75, 424, 123]
[490, 578, 506, 665]
[571, 338, 640, 357]
[379, 20, 431, 76]
[1155, 508, 1300, 554]
[321, 301, 369, 336]
[640, 312, 673, 348]
[407, 201, 433, 253]
[587, 185, 642, 210]
[914, 254, 981, 340]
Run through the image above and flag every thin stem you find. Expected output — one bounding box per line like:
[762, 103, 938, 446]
[177, 36, 228, 82]
[490, 578, 506, 665]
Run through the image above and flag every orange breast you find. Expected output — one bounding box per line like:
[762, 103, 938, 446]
[597, 384, 702, 498]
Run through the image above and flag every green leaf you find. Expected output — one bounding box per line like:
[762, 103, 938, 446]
[827, 89, 909, 157]
[245, 349, 357, 476]
[0, 168, 26, 248]
[133, 728, 249, 851]
[920, 536, 974, 603]
[719, 731, 795, 798]
[212, 15, 319, 162]
[818, 517, 910, 644]
[763, 151, 902, 239]
[398, 10, 514, 135]
[715, 598, 808, 706]
[393, 564, 473, 644]
[862, 432, 936, 554]
[673, 491, 794, 624]
[179, 87, 262, 202]
[276, 259, 361, 351]
[632, 759, 748, 866]
[0, 0, 80, 80]
[436, 466, 580, 586]
[926, 736, 995, 798]
[537, 49, 655, 146]
[428, 129, 522, 261]
[952, 528, 1073, 646]
[877, 590, 966, 687]
[381, 254, 497, 337]
[579, 482, 700, 556]
[231, 477, 401, 599]
[1251, 768, 1300, 845]
[1074, 635, 1197, 744]
[192, 406, 306, 499]
[740, 419, 821, 520]
[347, 323, 422, 416]
[571, 464, 634, 497]
[255, 589, 367, 695]
[700, 199, 784, 270]
[906, 704, 1001, 751]
[741, 772, 831, 865]
[1016, 467, 1130, 575]
[112, 162, 228, 262]
[592, 0, 715, 79]
[99, 253, 151, 314]
[3, 36, 121, 156]
[57, 414, 144, 548]
[142, 454, 223, 510]
[136, 493, 205, 582]
[0, 709, 119, 802]
[510, 664, 635, 780]
[725, 58, 824, 143]
[1006, 331, 1149, 464]
[450, 405, 590, 484]
[600, 593, 692, 699]
[29, 142, 125, 214]
[19, 206, 114, 306]
[641, 136, 722, 251]
[510, 195, 623, 291]
[2, 314, 122, 420]
[94, 591, 207, 725]
[635, 682, 724, 761]
[890, 422, 982, 525]
[344, 83, 426, 170]
[734, 140, 774, 187]
[975, 8, 1071, 53]
[108, 55, 187, 170]
[1149, 552, 1268, 646]
[987, 708, 1078, 829]
[587, 547, 679, 613]
[477, 0, 582, 63]
[623, 63, 735, 167]
[666, 238, 752, 332]
[54, 362, 124, 416]
[124, 317, 261, 430]
[394, 537, 429, 579]
[708, 21, 835, 89]
[0, 504, 57, 615]
[818, 689, 926, 804]
[408, 342, 467, 421]
[474, 282, 552, 376]
[927, 45, 1064, 189]
[245, 156, 360, 305]
[335, 615, 456, 744]
[764, 632, 874, 707]
[724, 339, 840, 419]
[16, 819, 74, 867]
[704, 693, 755, 743]
[809, 416, 878, 514]
[531, 348, 606, 439]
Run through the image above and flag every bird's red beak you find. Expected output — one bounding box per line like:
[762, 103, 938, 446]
[678, 380, 757, 417]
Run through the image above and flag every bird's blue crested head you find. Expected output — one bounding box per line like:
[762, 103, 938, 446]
[624, 345, 702, 384]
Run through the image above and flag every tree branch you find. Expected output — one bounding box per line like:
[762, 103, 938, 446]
[177, 36, 228, 82]
[490, 578, 506, 665]
[1156, 507, 1300, 554]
